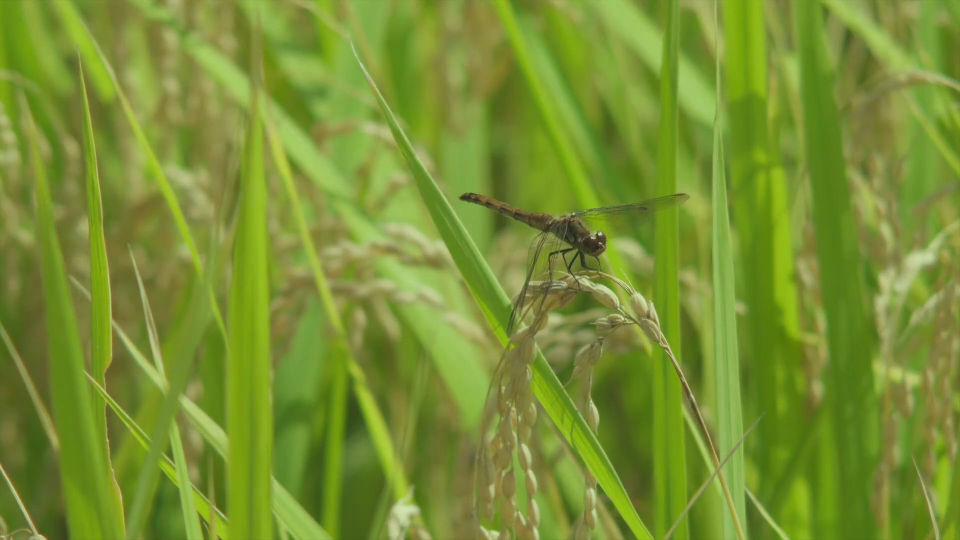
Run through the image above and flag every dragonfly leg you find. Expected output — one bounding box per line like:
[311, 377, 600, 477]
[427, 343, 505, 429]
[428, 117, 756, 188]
[549, 248, 577, 281]
[578, 251, 602, 273]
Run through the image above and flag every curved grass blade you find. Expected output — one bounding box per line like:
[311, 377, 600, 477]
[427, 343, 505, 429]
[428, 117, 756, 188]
[87, 374, 229, 538]
[78, 60, 128, 535]
[72, 278, 332, 540]
[26, 93, 125, 540]
[126, 0, 488, 427]
[587, 0, 715, 128]
[491, 0, 600, 211]
[128, 252, 203, 540]
[266, 113, 412, 505]
[353, 43, 652, 540]
[50, 0, 114, 100]
[66, 7, 227, 339]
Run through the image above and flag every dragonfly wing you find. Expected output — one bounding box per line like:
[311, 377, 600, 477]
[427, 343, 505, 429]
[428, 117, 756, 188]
[573, 193, 690, 232]
[508, 228, 569, 335]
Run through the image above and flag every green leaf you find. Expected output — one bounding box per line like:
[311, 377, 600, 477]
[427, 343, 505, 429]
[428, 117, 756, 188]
[127, 252, 204, 540]
[711, 58, 747, 540]
[652, 0, 688, 537]
[69, 7, 227, 338]
[51, 0, 115, 101]
[587, 0, 716, 128]
[78, 279, 330, 540]
[794, 2, 879, 536]
[79, 58, 128, 540]
[26, 93, 125, 540]
[226, 56, 273, 540]
[127, 0, 489, 429]
[723, 0, 803, 522]
[266, 109, 412, 507]
[88, 374, 228, 538]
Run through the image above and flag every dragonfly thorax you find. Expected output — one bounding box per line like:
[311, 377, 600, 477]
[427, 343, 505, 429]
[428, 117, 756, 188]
[581, 231, 607, 257]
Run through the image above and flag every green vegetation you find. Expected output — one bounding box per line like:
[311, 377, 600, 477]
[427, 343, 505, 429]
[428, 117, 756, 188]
[0, 0, 957, 539]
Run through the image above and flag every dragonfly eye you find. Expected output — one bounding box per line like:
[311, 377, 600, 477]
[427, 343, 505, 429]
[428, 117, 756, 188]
[584, 232, 607, 256]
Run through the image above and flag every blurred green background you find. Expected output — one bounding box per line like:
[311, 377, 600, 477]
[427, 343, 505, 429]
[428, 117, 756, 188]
[0, 0, 958, 539]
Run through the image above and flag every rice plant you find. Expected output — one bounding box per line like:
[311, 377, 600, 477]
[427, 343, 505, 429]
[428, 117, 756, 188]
[0, 0, 957, 539]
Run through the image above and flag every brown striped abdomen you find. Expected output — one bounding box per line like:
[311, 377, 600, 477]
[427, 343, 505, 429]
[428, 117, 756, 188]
[459, 193, 553, 231]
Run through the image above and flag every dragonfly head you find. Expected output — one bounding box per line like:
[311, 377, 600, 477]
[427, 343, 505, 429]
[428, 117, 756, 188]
[582, 231, 607, 257]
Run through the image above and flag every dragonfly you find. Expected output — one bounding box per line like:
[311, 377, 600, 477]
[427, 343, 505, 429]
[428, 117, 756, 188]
[459, 192, 690, 335]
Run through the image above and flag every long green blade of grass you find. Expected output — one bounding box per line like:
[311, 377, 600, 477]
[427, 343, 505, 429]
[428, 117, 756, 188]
[226, 59, 273, 540]
[353, 44, 653, 540]
[711, 55, 747, 540]
[652, 0, 688, 537]
[26, 94, 125, 540]
[74, 277, 330, 540]
[266, 111, 412, 515]
[78, 60, 126, 536]
[491, 0, 600, 211]
[723, 0, 803, 520]
[127, 0, 489, 428]
[124, 248, 213, 539]
[70, 9, 227, 339]
[128, 253, 204, 539]
[586, 0, 715, 128]
[50, 0, 115, 101]
[794, 2, 879, 536]
[87, 375, 229, 537]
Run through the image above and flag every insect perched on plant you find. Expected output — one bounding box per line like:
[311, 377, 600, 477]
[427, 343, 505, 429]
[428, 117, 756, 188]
[459, 192, 689, 334]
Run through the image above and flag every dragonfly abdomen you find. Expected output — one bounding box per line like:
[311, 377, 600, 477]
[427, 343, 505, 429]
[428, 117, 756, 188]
[459, 193, 552, 230]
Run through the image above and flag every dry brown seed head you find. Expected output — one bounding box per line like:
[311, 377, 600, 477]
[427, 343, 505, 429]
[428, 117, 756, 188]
[516, 387, 533, 416]
[524, 402, 537, 425]
[586, 400, 599, 431]
[518, 422, 532, 442]
[590, 283, 620, 309]
[502, 471, 517, 498]
[481, 506, 495, 526]
[498, 419, 516, 448]
[481, 483, 496, 503]
[531, 311, 550, 333]
[586, 508, 598, 528]
[501, 497, 518, 526]
[490, 434, 503, 455]
[518, 443, 532, 470]
[496, 447, 512, 470]
[512, 513, 527, 535]
[504, 378, 519, 401]
[517, 365, 533, 388]
[640, 318, 663, 344]
[509, 326, 533, 344]
[528, 498, 541, 528]
[525, 468, 538, 495]
[595, 317, 613, 335]
[482, 457, 498, 486]
[583, 485, 597, 510]
[497, 388, 511, 416]
[648, 301, 661, 326]
[509, 356, 529, 379]
[630, 292, 650, 320]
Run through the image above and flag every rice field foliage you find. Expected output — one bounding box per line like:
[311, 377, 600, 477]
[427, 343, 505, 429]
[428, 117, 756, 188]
[0, 0, 957, 539]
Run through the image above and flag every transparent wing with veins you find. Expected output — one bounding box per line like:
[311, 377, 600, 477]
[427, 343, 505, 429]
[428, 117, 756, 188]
[505, 193, 689, 336]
